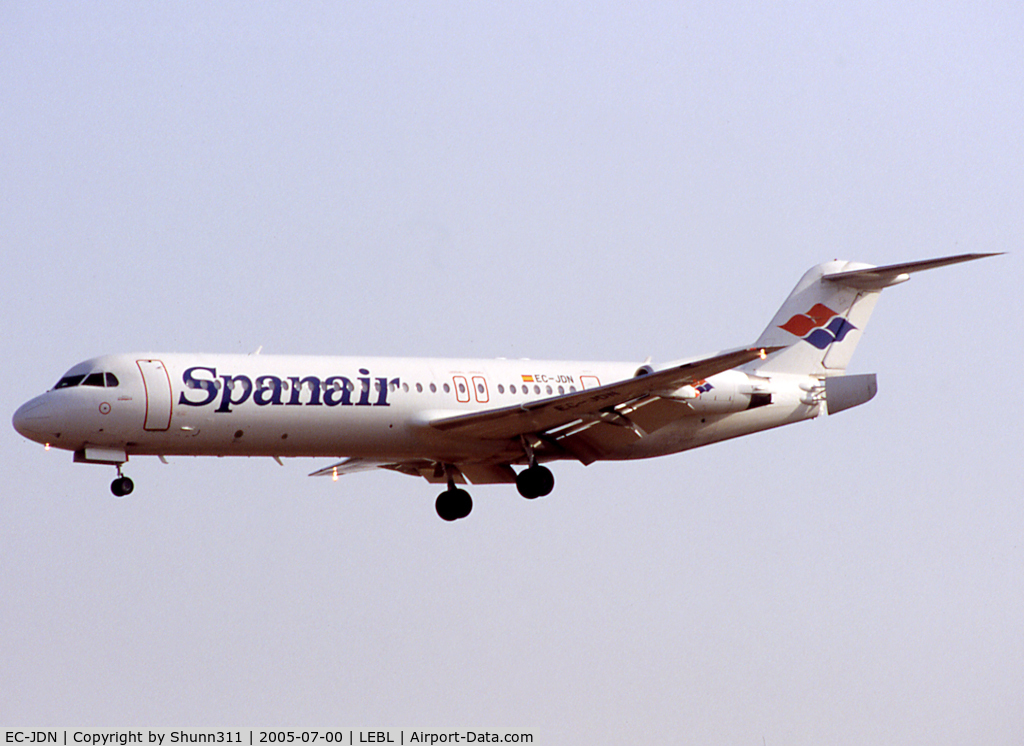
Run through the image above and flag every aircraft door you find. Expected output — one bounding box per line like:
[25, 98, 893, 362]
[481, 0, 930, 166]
[136, 359, 173, 431]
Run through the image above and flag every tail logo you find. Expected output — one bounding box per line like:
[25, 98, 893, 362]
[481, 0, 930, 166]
[779, 303, 857, 350]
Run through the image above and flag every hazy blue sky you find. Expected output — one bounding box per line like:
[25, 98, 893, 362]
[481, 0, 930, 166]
[2, 3, 1021, 743]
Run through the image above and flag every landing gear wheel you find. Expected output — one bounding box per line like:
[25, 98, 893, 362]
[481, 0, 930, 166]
[111, 476, 134, 497]
[436, 488, 473, 521]
[452, 488, 472, 519]
[516, 465, 554, 499]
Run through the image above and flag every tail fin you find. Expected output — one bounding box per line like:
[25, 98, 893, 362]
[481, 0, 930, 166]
[749, 253, 999, 375]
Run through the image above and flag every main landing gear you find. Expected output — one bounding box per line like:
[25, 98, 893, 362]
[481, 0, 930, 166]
[515, 437, 554, 500]
[516, 465, 554, 499]
[110, 465, 134, 497]
[433, 460, 555, 521]
[435, 486, 473, 521]
[435, 464, 472, 521]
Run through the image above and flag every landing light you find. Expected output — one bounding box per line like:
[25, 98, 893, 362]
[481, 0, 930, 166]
[332, 466, 338, 482]
[45, 443, 50, 451]
[759, 348, 767, 360]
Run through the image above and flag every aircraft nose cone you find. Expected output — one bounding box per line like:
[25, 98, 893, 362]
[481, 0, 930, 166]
[12, 396, 55, 441]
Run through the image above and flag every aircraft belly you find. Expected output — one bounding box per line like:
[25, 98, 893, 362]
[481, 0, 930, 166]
[126, 400, 513, 462]
[126, 404, 416, 458]
[596, 403, 819, 461]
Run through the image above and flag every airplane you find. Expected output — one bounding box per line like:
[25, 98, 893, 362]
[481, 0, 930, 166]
[13, 253, 998, 520]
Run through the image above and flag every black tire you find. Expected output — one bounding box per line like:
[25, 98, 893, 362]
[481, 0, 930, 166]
[516, 468, 538, 499]
[111, 477, 133, 497]
[452, 488, 473, 519]
[437, 488, 473, 521]
[516, 466, 555, 499]
[436, 491, 458, 521]
[532, 466, 554, 497]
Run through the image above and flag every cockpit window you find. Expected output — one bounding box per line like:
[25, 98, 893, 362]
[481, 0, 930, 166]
[55, 375, 87, 389]
[53, 371, 119, 389]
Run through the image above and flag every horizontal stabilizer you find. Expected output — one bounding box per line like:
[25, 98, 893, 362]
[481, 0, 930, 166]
[823, 253, 1002, 290]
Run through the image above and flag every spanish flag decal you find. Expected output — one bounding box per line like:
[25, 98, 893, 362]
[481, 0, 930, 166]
[521, 374, 534, 383]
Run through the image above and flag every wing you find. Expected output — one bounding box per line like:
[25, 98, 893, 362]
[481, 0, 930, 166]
[429, 345, 779, 441]
[309, 457, 393, 478]
[311, 346, 778, 481]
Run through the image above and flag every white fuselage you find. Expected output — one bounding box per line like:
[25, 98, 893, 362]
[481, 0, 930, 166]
[13, 352, 820, 467]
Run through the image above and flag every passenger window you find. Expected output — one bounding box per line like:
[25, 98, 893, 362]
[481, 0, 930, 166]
[510, 384, 517, 394]
[430, 383, 437, 393]
[497, 384, 505, 394]
[83, 373, 106, 387]
[443, 383, 450, 394]
[105, 373, 119, 387]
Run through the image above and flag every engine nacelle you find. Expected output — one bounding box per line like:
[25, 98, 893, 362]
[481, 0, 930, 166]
[658, 370, 772, 414]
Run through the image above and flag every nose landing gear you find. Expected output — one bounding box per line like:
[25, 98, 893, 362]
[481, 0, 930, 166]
[110, 465, 134, 497]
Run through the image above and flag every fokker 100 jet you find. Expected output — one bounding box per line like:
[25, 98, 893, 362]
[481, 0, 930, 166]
[13, 253, 997, 520]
